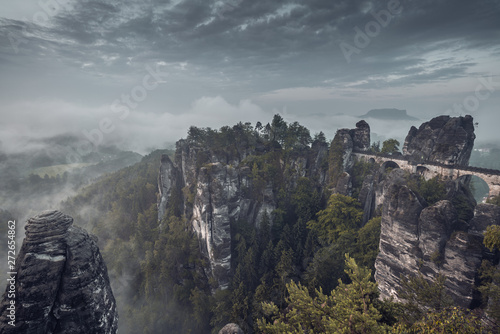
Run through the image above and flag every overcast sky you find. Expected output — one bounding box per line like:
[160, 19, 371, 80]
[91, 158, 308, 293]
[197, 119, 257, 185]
[1, 0, 499, 154]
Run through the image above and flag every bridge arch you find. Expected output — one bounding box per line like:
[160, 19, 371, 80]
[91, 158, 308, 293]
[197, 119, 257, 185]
[381, 160, 400, 171]
[416, 166, 430, 177]
[457, 175, 490, 203]
[351, 152, 500, 200]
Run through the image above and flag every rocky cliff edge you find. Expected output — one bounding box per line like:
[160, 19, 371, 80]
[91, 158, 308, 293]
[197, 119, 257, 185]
[0, 210, 118, 333]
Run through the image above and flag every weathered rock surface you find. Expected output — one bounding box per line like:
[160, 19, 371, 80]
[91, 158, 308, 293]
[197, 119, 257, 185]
[331, 121, 370, 195]
[159, 137, 329, 289]
[0, 210, 118, 333]
[418, 200, 456, 262]
[358, 172, 376, 225]
[219, 323, 244, 334]
[374, 169, 426, 300]
[192, 162, 269, 288]
[356, 115, 477, 226]
[335, 129, 355, 173]
[158, 154, 181, 221]
[403, 115, 475, 165]
[350, 120, 371, 152]
[374, 171, 499, 307]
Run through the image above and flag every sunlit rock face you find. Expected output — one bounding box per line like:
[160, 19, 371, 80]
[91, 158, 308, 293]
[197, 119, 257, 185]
[403, 115, 476, 165]
[0, 210, 118, 334]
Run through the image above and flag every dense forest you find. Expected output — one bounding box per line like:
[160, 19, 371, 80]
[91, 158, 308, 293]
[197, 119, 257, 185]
[56, 115, 500, 333]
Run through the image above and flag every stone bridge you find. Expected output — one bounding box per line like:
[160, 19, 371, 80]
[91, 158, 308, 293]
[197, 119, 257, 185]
[353, 152, 500, 199]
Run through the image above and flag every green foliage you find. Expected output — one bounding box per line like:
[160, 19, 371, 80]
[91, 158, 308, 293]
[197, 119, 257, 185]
[351, 160, 375, 199]
[62, 150, 214, 334]
[392, 307, 486, 333]
[398, 272, 453, 324]
[381, 139, 400, 155]
[283, 121, 312, 150]
[478, 260, 500, 327]
[257, 255, 388, 333]
[484, 225, 500, 251]
[304, 201, 380, 293]
[353, 217, 382, 270]
[304, 246, 345, 293]
[183, 114, 311, 155]
[452, 192, 476, 223]
[270, 114, 287, 144]
[313, 131, 327, 144]
[308, 194, 363, 244]
[291, 177, 321, 222]
[371, 141, 381, 153]
[60, 117, 490, 333]
[419, 177, 446, 206]
[244, 151, 282, 199]
[407, 176, 446, 206]
[328, 132, 345, 187]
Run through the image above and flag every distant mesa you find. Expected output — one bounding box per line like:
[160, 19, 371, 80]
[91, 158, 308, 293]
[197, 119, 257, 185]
[359, 108, 419, 121]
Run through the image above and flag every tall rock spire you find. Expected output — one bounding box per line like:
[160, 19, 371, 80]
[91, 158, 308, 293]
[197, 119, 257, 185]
[0, 210, 118, 333]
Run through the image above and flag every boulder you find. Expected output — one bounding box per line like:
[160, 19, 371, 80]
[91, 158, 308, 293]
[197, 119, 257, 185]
[219, 323, 244, 334]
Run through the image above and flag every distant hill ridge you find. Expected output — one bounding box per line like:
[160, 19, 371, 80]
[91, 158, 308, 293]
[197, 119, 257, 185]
[359, 108, 418, 120]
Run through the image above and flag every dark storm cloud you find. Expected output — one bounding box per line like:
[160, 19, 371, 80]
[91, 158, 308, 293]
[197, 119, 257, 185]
[0, 0, 499, 152]
[2, 0, 498, 91]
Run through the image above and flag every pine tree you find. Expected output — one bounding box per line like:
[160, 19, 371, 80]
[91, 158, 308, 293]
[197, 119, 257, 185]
[258, 255, 388, 333]
[308, 194, 363, 244]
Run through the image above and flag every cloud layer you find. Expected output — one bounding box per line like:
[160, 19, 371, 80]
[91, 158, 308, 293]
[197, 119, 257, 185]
[0, 0, 499, 152]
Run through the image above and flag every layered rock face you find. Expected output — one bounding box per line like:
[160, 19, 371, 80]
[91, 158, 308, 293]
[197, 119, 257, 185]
[0, 210, 118, 333]
[350, 120, 371, 152]
[192, 162, 273, 288]
[374, 170, 498, 307]
[158, 138, 329, 288]
[331, 121, 371, 196]
[403, 115, 476, 165]
[374, 170, 426, 300]
[368, 115, 500, 307]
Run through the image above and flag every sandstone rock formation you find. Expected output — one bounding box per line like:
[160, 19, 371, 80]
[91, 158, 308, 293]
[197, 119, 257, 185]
[158, 135, 329, 289]
[350, 120, 371, 152]
[0, 210, 118, 333]
[355, 115, 477, 226]
[158, 114, 485, 297]
[219, 323, 244, 334]
[374, 169, 426, 300]
[374, 170, 499, 308]
[334, 128, 355, 174]
[330, 121, 371, 196]
[403, 115, 475, 165]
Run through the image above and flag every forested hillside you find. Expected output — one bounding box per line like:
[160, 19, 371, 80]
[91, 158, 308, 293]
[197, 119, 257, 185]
[61, 116, 500, 333]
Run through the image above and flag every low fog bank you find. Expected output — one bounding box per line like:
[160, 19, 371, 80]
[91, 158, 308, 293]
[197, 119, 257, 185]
[0, 133, 143, 291]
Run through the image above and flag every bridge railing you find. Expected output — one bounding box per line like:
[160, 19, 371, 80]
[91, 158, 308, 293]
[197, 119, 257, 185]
[352, 150, 500, 176]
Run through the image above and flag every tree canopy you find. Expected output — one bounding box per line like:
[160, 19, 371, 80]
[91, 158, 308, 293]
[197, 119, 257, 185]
[381, 139, 400, 155]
